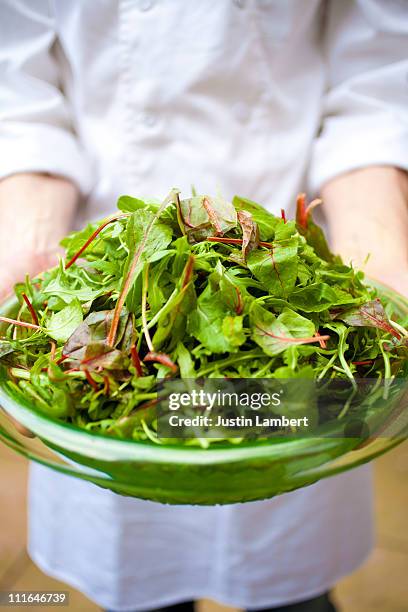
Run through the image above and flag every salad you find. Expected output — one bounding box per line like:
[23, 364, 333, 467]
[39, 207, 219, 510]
[0, 191, 407, 445]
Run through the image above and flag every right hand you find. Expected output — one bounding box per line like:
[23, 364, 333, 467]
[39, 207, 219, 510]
[0, 173, 79, 436]
[0, 173, 79, 299]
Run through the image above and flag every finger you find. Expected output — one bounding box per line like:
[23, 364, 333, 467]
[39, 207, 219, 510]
[2, 410, 35, 438]
[0, 250, 61, 301]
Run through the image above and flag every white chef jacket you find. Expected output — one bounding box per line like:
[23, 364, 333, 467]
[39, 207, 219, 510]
[1, 1, 408, 610]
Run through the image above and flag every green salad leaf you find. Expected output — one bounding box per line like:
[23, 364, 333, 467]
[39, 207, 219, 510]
[0, 190, 406, 446]
[46, 299, 83, 342]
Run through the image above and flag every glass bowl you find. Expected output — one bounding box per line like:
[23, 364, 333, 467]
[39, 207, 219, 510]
[0, 283, 407, 505]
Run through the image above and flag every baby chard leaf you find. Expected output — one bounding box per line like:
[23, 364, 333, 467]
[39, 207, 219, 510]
[237, 210, 260, 261]
[178, 195, 237, 242]
[233, 195, 279, 241]
[64, 310, 128, 353]
[247, 237, 299, 298]
[222, 315, 246, 348]
[334, 299, 402, 339]
[210, 262, 248, 315]
[251, 304, 326, 356]
[80, 343, 126, 373]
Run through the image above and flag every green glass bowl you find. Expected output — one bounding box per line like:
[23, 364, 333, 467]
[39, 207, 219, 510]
[0, 283, 407, 505]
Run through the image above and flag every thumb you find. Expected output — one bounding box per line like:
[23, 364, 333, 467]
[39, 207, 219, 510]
[0, 251, 61, 301]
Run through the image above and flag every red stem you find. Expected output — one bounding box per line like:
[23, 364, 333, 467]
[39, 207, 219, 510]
[0, 316, 41, 331]
[65, 213, 128, 270]
[107, 195, 172, 347]
[144, 351, 178, 373]
[203, 197, 223, 235]
[50, 341, 56, 361]
[234, 286, 244, 315]
[352, 359, 375, 366]
[84, 368, 99, 391]
[21, 293, 39, 326]
[130, 345, 144, 377]
[206, 236, 274, 248]
[207, 236, 242, 245]
[281, 208, 287, 224]
[181, 255, 195, 289]
[133, 397, 161, 412]
[256, 325, 330, 346]
[296, 193, 322, 230]
[314, 331, 327, 349]
[46, 341, 58, 378]
[296, 193, 307, 229]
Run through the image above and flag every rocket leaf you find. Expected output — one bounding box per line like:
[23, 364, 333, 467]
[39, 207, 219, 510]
[47, 299, 83, 343]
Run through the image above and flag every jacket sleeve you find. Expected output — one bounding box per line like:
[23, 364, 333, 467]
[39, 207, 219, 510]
[309, 0, 408, 194]
[0, 0, 93, 195]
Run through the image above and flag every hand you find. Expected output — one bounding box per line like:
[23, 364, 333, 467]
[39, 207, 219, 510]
[365, 270, 408, 299]
[322, 166, 408, 298]
[0, 173, 79, 299]
[0, 173, 79, 437]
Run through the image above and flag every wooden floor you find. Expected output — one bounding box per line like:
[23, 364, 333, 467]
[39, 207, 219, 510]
[0, 442, 407, 611]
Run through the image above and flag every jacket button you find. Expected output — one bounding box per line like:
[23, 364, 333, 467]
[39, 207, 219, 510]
[141, 112, 156, 127]
[139, 0, 154, 11]
[233, 102, 249, 122]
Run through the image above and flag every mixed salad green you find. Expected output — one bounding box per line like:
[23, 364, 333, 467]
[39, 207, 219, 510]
[0, 191, 407, 444]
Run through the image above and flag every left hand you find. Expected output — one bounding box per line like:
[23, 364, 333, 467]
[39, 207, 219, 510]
[321, 166, 408, 298]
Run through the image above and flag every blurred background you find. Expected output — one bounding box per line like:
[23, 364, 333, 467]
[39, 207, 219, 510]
[0, 441, 407, 612]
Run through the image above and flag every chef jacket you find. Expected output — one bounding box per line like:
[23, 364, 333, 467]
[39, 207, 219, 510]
[1, 1, 407, 609]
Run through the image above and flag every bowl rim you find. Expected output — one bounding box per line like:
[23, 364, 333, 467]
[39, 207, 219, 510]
[0, 379, 353, 465]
